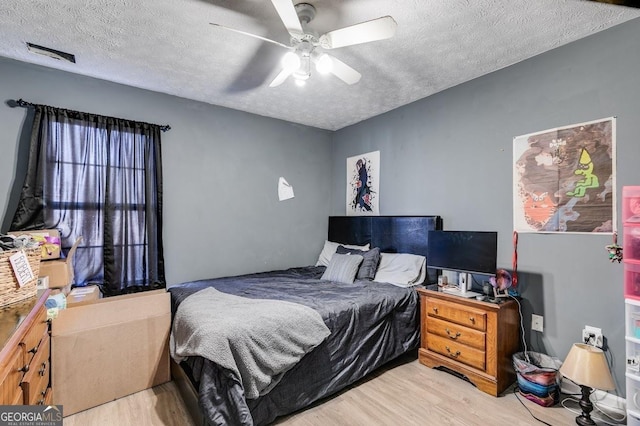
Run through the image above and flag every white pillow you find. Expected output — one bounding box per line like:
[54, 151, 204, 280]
[373, 253, 427, 287]
[315, 240, 370, 267]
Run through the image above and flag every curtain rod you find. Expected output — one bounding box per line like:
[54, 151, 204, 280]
[14, 99, 171, 132]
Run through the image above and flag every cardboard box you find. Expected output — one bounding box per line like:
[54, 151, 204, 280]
[48, 283, 71, 297]
[51, 289, 171, 416]
[66, 285, 101, 306]
[9, 229, 61, 260]
[38, 237, 82, 288]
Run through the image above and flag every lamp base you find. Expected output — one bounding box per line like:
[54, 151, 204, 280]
[576, 415, 596, 426]
[575, 385, 596, 426]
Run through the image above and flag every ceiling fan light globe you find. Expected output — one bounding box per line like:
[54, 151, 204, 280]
[282, 52, 301, 72]
[294, 79, 306, 87]
[293, 70, 309, 81]
[315, 54, 333, 74]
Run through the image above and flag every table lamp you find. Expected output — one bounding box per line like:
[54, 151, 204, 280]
[559, 343, 615, 425]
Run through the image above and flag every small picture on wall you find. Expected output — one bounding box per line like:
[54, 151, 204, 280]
[347, 150, 380, 216]
[513, 117, 616, 233]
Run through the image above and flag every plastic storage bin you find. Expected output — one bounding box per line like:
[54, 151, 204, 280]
[625, 187, 640, 424]
[624, 187, 640, 224]
[627, 374, 640, 414]
[627, 300, 640, 338]
[625, 227, 640, 263]
[626, 263, 640, 301]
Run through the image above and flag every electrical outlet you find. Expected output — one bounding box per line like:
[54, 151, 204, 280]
[531, 314, 543, 332]
[582, 325, 604, 348]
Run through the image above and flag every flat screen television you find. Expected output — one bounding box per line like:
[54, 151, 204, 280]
[427, 230, 498, 277]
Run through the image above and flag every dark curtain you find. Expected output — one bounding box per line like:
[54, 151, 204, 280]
[11, 105, 165, 296]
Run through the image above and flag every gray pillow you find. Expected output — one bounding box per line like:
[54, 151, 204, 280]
[336, 246, 381, 280]
[321, 253, 364, 284]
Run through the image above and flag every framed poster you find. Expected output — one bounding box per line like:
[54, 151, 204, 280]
[513, 117, 616, 233]
[347, 150, 380, 216]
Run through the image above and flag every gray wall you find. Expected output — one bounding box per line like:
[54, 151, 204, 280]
[0, 57, 333, 286]
[1, 16, 637, 398]
[331, 18, 640, 395]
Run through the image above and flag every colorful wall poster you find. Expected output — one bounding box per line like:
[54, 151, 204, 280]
[347, 150, 380, 216]
[513, 117, 616, 233]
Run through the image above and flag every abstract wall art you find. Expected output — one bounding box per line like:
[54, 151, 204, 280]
[347, 150, 380, 216]
[513, 117, 616, 233]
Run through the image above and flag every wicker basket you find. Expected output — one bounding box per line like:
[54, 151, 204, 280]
[0, 248, 41, 308]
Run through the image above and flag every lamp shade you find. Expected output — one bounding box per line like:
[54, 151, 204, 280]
[559, 343, 615, 391]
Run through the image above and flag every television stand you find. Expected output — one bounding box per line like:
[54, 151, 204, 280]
[416, 288, 520, 396]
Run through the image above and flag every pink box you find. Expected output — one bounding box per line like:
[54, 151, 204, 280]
[625, 261, 640, 301]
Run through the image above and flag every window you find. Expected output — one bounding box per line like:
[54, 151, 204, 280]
[11, 104, 165, 295]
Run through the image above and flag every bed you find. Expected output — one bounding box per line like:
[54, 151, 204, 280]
[169, 215, 443, 425]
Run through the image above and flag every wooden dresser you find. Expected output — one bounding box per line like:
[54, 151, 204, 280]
[0, 290, 52, 405]
[417, 288, 520, 396]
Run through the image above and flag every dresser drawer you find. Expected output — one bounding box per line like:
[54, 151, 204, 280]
[0, 291, 52, 406]
[426, 316, 486, 351]
[427, 298, 487, 331]
[22, 332, 50, 405]
[427, 333, 486, 371]
[11, 388, 23, 405]
[0, 346, 25, 404]
[42, 387, 52, 406]
[21, 305, 48, 356]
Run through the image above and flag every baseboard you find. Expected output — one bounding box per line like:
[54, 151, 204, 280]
[592, 389, 626, 415]
[561, 380, 626, 414]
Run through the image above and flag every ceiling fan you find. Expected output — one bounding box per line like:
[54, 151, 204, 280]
[210, 0, 397, 87]
[588, 0, 640, 7]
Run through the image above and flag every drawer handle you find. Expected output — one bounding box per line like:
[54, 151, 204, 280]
[469, 316, 475, 324]
[37, 399, 44, 405]
[39, 362, 47, 376]
[28, 346, 38, 354]
[41, 389, 47, 397]
[445, 328, 461, 339]
[18, 364, 29, 373]
[432, 307, 439, 314]
[445, 346, 461, 358]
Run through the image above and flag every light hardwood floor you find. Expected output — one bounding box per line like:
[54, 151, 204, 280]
[64, 354, 618, 426]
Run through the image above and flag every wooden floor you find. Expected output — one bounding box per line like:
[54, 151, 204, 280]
[64, 354, 614, 426]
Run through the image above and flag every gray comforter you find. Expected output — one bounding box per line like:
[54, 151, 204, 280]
[170, 287, 330, 399]
[169, 266, 419, 426]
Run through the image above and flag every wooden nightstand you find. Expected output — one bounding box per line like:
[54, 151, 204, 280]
[416, 288, 520, 396]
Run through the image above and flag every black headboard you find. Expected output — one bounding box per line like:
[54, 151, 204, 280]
[328, 216, 443, 284]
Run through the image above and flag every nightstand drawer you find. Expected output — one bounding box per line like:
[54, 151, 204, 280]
[427, 298, 487, 331]
[426, 316, 486, 351]
[427, 333, 486, 371]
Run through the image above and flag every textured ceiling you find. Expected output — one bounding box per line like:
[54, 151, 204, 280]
[1, 0, 639, 130]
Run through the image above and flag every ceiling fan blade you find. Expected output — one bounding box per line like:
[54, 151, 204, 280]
[326, 55, 361, 85]
[270, 0, 304, 37]
[225, 44, 282, 93]
[319, 16, 397, 49]
[588, 0, 640, 7]
[210, 23, 290, 49]
[269, 68, 292, 87]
